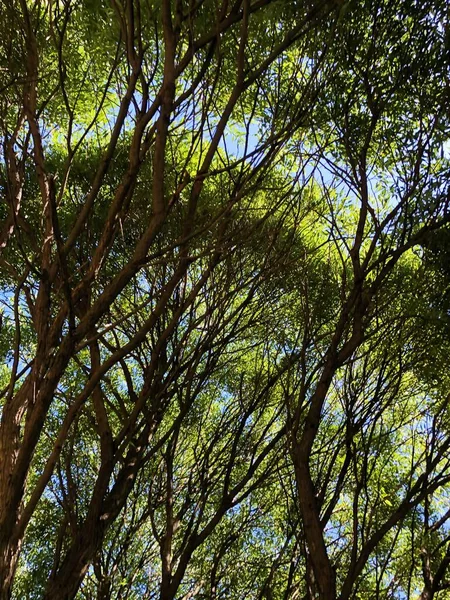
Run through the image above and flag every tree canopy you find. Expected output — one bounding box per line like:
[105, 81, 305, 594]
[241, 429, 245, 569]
[0, 1, 450, 599]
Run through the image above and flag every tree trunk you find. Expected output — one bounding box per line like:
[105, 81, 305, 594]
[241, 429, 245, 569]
[44, 538, 95, 600]
[419, 586, 433, 600]
[0, 404, 24, 600]
[293, 455, 336, 600]
[0, 540, 21, 600]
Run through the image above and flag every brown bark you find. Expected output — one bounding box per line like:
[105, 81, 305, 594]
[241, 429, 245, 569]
[292, 455, 336, 600]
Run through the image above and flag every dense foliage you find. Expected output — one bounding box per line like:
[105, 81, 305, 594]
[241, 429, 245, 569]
[0, 1, 450, 599]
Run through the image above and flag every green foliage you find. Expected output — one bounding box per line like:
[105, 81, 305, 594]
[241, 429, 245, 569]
[0, 1, 449, 600]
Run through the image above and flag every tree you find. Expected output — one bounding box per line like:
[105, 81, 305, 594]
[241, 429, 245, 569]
[0, 1, 449, 599]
